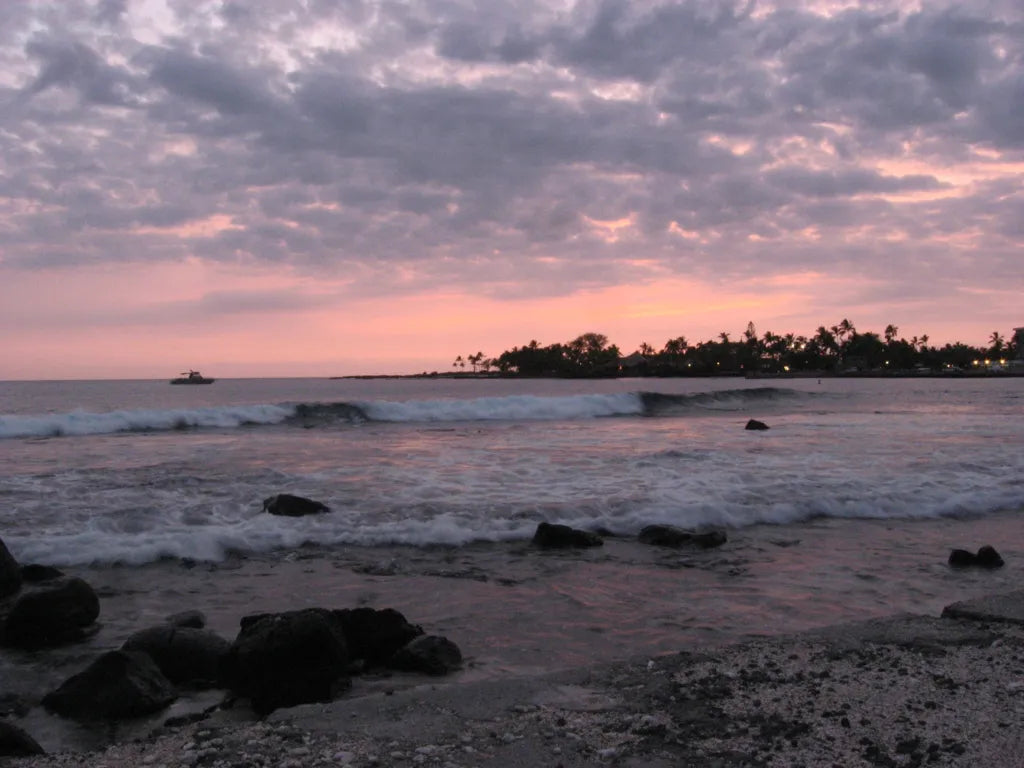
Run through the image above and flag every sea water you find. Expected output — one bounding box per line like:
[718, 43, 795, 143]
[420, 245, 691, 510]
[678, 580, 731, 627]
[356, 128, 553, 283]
[1, 376, 1023, 747]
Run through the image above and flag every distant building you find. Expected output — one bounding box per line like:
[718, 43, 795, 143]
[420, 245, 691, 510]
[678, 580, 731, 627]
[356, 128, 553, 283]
[617, 352, 649, 374]
[1015, 327, 1024, 358]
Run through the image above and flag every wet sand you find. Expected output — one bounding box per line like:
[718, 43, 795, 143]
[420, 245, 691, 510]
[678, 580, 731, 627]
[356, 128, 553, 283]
[8, 591, 1024, 767]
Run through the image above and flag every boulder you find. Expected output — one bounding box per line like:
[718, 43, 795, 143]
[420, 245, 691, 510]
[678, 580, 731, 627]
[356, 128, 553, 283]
[388, 635, 463, 676]
[948, 549, 976, 567]
[532, 522, 603, 549]
[20, 564, 64, 583]
[949, 546, 1004, 569]
[1, 577, 100, 649]
[0, 539, 21, 599]
[975, 545, 1005, 568]
[745, 419, 770, 431]
[122, 625, 230, 687]
[42, 650, 177, 721]
[638, 525, 727, 549]
[0, 720, 45, 757]
[221, 608, 350, 715]
[262, 493, 330, 517]
[334, 607, 423, 667]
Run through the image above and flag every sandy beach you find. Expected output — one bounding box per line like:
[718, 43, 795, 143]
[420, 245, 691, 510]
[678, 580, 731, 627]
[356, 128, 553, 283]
[7, 590, 1024, 768]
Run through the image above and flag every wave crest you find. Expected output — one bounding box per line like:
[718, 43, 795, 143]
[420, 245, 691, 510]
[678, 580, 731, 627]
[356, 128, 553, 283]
[0, 387, 806, 439]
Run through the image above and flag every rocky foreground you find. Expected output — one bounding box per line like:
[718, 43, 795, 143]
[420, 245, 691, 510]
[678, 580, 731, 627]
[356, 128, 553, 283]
[7, 591, 1024, 768]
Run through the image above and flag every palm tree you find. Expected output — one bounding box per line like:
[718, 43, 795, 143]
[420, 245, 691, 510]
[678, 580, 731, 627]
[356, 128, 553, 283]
[662, 337, 688, 356]
[814, 326, 837, 357]
[988, 331, 1005, 357]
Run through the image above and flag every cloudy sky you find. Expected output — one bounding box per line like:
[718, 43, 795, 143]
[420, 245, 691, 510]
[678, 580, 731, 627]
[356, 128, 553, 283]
[1, 0, 1022, 379]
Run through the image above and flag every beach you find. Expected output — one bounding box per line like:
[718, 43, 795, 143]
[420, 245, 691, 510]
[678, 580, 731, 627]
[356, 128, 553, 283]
[7, 590, 1024, 767]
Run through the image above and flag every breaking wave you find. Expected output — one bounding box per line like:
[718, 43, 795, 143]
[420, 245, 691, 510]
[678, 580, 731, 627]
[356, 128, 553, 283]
[0, 387, 804, 439]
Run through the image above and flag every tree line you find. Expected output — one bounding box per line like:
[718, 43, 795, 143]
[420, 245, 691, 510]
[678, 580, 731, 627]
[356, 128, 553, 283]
[451, 322, 1021, 377]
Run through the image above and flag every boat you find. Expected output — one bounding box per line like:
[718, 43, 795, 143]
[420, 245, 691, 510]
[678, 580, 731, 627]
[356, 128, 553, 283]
[170, 370, 215, 385]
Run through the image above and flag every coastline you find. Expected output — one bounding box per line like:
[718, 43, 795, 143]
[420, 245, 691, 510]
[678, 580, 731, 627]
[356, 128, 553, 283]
[8, 591, 1024, 767]
[330, 369, 1024, 380]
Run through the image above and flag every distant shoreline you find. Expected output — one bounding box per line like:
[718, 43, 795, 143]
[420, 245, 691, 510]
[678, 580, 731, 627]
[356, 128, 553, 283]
[330, 369, 1024, 381]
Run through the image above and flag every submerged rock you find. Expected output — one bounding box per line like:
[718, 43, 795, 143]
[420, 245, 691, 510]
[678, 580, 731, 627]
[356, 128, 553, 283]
[222, 608, 350, 715]
[0, 538, 22, 599]
[948, 546, 1004, 569]
[745, 419, 770, 431]
[0, 720, 45, 757]
[262, 493, 330, 517]
[1, 577, 100, 649]
[122, 625, 230, 687]
[638, 524, 727, 549]
[532, 522, 603, 549]
[388, 635, 462, 675]
[43, 650, 177, 721]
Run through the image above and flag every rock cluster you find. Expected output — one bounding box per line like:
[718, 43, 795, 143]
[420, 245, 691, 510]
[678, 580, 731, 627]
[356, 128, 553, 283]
[948, 545, 1004, 568]
[532, 522, 729, 551]
[0, 536, 462, 758]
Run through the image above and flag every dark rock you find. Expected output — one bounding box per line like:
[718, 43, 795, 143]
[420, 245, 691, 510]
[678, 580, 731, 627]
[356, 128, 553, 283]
[638, 525, 727, 549]
[745, 419, 770, 431]
[1, 577, 100, 649]
[334, 607, 423, 667]
[0, 719, 45, 757]
[20, 564, 64, 583]
[262, 493, 330, 517]
[532, 522, 603, 549]
[388, 635, 463, 675]
[948, 546, 1004, 568]
[975, 545, 1004, 568]
[42, 650, 177, 721]
[0, 538, 21, 599]
[166, 610, 206, 629]
[947, 549, 975, 567]
[221, 608, 350, 715]
[122, 625, 230, 687]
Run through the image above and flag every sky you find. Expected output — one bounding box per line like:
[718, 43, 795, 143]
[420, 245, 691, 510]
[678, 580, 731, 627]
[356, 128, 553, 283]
[1, 0, 1022, 379]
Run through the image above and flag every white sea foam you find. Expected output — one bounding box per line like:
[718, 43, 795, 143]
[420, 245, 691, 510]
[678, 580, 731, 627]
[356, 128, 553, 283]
[7, 479, 1023, 568]
[0, 404, 294, 438]
[3, 378, 1024, 567]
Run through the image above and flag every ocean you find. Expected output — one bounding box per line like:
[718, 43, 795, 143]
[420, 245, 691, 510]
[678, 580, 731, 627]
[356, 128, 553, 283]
[1, 375, 1023, 747]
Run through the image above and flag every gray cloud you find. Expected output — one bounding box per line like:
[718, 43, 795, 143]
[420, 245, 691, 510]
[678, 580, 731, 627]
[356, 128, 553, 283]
[0, 0, 1021, 307]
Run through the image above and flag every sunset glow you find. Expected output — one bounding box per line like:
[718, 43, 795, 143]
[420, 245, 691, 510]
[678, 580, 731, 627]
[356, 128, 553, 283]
[0, 0, 1021, 379]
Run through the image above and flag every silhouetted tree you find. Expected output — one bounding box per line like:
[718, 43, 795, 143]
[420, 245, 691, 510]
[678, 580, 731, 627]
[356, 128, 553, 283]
[480, 324, 1010, 378]
[988, 331, 1006, 358]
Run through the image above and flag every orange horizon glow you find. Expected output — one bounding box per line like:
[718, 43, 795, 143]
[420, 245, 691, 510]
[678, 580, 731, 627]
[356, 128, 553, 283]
[1, 259, 1017, 381]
